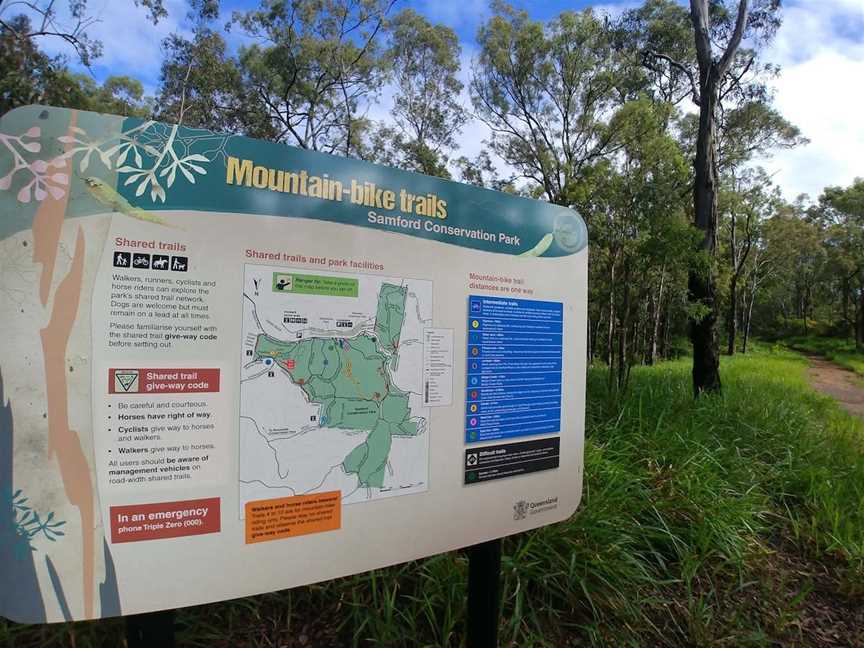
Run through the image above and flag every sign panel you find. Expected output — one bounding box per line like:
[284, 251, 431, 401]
[0, 105, 587, 623]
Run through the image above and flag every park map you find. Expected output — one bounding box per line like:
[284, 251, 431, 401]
[239, 267, 431, 511]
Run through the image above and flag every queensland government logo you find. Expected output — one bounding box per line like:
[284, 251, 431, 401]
[513, 500, 529, 521]
[513, 496, 559, 521]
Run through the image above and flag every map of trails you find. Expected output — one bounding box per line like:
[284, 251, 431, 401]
[239, 265, 432, 510]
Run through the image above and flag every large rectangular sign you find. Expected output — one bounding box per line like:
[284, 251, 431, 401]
[0, 105, 587, 622]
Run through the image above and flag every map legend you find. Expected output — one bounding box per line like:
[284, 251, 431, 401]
[465, 296, 563, 443]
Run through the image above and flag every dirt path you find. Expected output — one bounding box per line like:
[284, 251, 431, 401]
[806, 354, 864, 418]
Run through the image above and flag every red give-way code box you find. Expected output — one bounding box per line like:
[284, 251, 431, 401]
[108, 368, 220, 394]
[110, 497, 220, 543]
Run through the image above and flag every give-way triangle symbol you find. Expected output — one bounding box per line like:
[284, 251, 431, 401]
[114, 370, 139, 393]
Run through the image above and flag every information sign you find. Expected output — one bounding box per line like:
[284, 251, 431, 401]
[0, 106, 587, 622]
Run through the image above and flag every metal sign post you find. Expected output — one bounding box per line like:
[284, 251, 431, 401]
[125, 609, 176, 648]
[467, 538, 502, 648]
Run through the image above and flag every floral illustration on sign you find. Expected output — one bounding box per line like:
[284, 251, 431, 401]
[0, 127, 69, 203]
[1, 119, 230, 204]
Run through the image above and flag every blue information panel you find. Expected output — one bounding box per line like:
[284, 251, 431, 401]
[466, 296, 563, 443]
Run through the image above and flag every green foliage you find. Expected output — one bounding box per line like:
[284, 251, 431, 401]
[471, 3, 628, 205]
[231, 0, 392, 156]
[719, 101, 807, 168]
[370, 9, 465, 178]
[1, 14, 150, 116]
[620, 0, 694, 104]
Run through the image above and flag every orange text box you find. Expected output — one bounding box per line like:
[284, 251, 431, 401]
[245, 492, 341, 544]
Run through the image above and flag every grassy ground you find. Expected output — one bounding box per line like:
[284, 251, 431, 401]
[4, 349, 864, 647]
[787, 335, 864, 378]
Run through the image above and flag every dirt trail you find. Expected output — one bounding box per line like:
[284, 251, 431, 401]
[806, 354, 864, 418]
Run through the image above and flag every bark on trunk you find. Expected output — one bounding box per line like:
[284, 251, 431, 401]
[743, 287, 755, 354]
[607, 259, 616, 368]
[650, 269, 666, 365]
[689, 70, 722, 394]
[687, 0, 748, 395]
[727, 276, 738, 355]
[616, 266, 631, 393]
[858, 288, 864, 350]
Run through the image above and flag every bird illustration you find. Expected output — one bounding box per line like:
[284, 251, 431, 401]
[518, 232, 554, 258]
[83, 176, 178, 229]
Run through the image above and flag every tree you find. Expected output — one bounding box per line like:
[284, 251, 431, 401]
[759, 207, 826, 336]
[0, 0, 102, 67]
[453, 150, 515, 192]
[154, 0, 257, 133]
[642, 0, 783, 395]
[1, 0, 166, 115]
[688, 0, 747, 394]
[573, 99, 695, 390]
[371, 9, 465, 177]
[471, 3, 629, 205]
[1, 14, 64, 112]
[0, 0, 167, 66]
[719, 167, 775, 354]
[623, 0, 697, 106]
[0, 15, 149, 115]
[232, 0, 394, 157]
[156, 31, 246, 131]
[813, 179, 864, 344]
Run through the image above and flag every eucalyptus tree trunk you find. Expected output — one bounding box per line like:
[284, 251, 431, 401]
[743, 285, 756, 354]
[858, 288, 864, 349]
[650, 269, 666, 365]
[687, 0, 749, 395]
[727, 275, 739, 355]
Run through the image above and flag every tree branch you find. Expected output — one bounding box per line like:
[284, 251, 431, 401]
[643, 49, 700, 105]
[718, 0, 749, 76]
[689, 0, 712, 70]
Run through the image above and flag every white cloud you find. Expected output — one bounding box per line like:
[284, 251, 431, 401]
[589, 1, 642, 19]
[758, 0, 864, 200]
[411, 0, 490, 36]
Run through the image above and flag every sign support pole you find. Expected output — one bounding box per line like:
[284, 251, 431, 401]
[125, 609, 176, 648]
[466, 537, 502, 648]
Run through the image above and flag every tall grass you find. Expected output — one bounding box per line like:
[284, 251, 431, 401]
[3, 348, 864, 647]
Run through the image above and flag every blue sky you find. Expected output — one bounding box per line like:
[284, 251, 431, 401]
[10, 0, 864, 200]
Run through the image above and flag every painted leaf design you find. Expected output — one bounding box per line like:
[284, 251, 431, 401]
[17, 183, 32, 203]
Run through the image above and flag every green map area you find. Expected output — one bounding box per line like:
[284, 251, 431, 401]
[254, 283, 419, 489]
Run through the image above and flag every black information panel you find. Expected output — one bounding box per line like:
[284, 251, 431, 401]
[464, 437, 560, 485]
